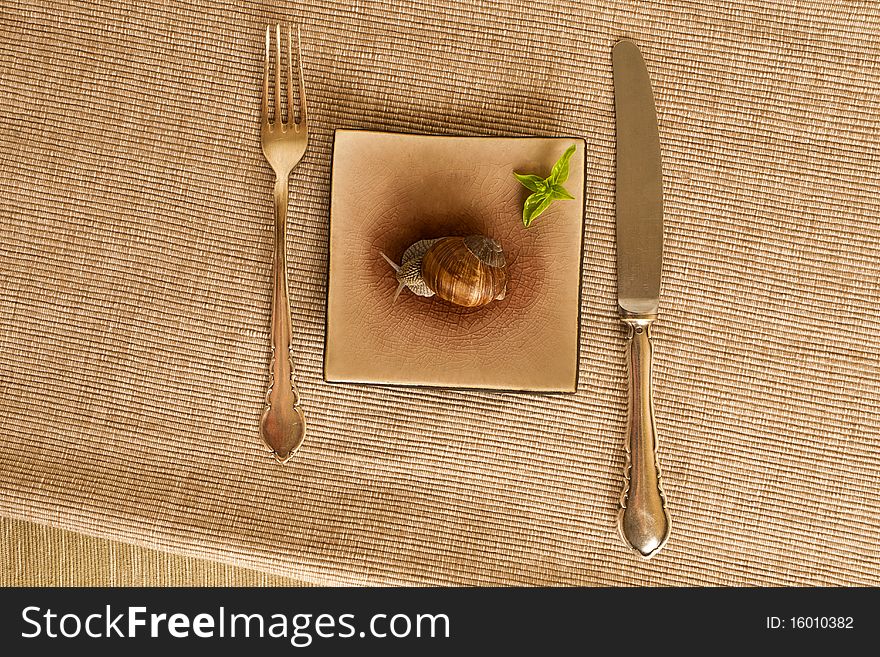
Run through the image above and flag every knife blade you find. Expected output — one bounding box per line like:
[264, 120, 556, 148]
[612, 39, 671, 558]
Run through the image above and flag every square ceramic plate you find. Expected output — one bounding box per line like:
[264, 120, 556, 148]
[325, 130, 585, 391]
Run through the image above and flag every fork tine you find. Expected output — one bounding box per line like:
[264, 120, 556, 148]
[296, 25, 307, 125]
[286, 26, 294, 125]
[262, 26, 269, 120]
[274, 24, 282, 123]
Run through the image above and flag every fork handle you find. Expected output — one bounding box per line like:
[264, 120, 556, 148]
[259, 176, 306, 462]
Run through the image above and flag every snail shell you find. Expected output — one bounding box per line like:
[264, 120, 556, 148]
[381, 235, 508, 308]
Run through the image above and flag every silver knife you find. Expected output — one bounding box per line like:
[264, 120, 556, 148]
[612, 39, 672, 558]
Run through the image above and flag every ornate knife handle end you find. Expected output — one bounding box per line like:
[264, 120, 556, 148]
[617, 317, 671, 558]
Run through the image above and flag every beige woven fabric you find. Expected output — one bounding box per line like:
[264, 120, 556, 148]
[1, 0, 878, 586]
[0, 516, 305, 586]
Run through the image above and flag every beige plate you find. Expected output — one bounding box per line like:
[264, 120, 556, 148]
[325, 130, 585, 392]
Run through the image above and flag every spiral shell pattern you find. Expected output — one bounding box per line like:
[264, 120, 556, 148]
[420, 235, 507, 307]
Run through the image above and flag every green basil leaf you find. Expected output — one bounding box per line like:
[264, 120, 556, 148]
[513, 173, 545, 192]
[549, 144, 577, 185]
[523, 192, 553, 227]
[549, 184, 575, 200]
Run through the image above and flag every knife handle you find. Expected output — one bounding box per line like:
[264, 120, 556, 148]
[618, 317, 671, 558]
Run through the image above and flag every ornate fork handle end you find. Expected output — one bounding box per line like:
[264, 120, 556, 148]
[260, 400, 306, 464]
[260, 344, 306, 464]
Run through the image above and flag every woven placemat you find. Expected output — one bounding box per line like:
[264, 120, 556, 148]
[0, 516, 305, 586]
[1, 0, 878, 585]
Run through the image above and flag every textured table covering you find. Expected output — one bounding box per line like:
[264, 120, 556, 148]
[0, 517, 303, 586]
[1, 0, 878, 586]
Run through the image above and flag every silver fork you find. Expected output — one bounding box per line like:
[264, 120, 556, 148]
[259, 24, 308, 463]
